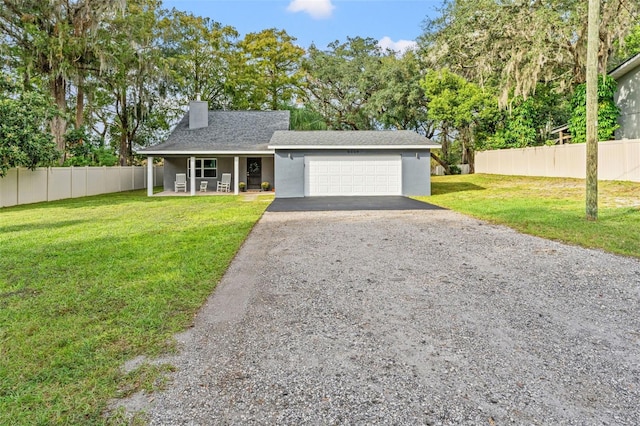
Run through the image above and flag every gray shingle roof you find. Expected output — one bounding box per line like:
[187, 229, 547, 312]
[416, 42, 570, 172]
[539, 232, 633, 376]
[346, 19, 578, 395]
[268, 130, 440, 149]
[139, 110, 290, 154]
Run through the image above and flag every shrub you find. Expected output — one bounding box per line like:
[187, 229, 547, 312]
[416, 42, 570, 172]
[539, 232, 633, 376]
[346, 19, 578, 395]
[568, 75, 620, 143]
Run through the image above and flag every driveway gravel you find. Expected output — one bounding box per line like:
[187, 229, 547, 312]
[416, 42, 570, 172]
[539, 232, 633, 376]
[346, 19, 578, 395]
[114, 209, 640, 425]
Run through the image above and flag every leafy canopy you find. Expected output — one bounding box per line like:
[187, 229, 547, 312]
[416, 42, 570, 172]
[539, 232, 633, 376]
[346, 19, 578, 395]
[0, 78, 59, 176]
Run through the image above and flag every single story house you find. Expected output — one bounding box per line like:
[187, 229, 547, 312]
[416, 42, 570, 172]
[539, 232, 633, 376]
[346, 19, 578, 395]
[611, 52, 640, 140]
[137, 101, 440, 198]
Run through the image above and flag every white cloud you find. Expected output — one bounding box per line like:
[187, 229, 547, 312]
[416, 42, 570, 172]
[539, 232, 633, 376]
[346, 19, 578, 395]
[378, 36, 418, 55]
[287, 0, 335, 20]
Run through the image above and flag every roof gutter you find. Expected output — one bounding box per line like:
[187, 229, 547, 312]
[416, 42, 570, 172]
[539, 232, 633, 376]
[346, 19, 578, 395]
[268, 145, 440, 150]
[136, 150, 275, 156]
[610, 53, 640, 80]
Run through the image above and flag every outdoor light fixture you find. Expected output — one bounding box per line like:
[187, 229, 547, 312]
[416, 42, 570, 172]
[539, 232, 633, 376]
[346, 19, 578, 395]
[416, 152, 420, 159]
[288, 153, 293, 159]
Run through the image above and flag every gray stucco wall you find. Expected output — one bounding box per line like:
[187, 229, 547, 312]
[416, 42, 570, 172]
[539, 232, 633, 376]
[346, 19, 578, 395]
[262, 156, 275, 189]
[402, 151, 431, 196]
[274, 150, 432, 198]
[274, 151, 305, 198]
[615, 65, 640, 139]
[163, 157, 184, 190]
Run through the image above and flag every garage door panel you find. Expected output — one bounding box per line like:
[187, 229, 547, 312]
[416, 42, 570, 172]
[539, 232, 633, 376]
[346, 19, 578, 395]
[305, 155, 402, 196]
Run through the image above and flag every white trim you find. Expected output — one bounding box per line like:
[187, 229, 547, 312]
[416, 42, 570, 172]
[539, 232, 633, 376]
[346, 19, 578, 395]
[233, 156, 240, 195]
[138, 150, 274, 156]
[268, 145, 439, 150]
[190, 157, 196, 196]
[187, 158, 218, 179]
[147, 156, 153, 196]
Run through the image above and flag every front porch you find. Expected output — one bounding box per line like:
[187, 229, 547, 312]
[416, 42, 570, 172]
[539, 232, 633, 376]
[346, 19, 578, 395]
[153, 189, 275, 198]
[146, 154, 274, 197]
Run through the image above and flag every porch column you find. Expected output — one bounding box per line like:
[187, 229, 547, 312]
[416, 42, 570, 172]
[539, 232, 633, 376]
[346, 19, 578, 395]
[234, 156, 239, 195]
[190, 156, 196, 196]
[147, 156, 153, 197]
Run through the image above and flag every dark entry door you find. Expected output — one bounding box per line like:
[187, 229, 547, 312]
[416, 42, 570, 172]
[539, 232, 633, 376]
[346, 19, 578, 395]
[247, 158, 262, 189]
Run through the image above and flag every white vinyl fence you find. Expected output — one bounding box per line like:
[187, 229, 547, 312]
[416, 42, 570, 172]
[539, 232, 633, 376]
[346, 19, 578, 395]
[0, 166, 164, 208]
[475, 139, 640, 182]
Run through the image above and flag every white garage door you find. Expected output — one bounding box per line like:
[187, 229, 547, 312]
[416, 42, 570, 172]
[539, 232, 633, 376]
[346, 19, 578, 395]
[304, 155, 402, 196]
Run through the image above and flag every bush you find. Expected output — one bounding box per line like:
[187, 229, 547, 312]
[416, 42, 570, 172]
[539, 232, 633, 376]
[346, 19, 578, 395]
[568, 75, 620, 143]
[63, 128, 119, 166]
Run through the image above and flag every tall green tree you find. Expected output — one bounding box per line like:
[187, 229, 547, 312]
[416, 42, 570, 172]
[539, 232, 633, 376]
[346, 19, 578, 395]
[302, 37, 388, 130]
[421, 69, 498, 171]
[230, 28, 305, 110]
[421, 0, 639, 104]
[0, 0, 125, 156]
[160, 10, 238, 108]
[368, 51, 434, 136]
[99, 0, 175, 165]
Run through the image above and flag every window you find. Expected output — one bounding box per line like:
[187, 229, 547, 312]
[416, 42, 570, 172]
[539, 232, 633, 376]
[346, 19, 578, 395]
[187, 158, 217, 179]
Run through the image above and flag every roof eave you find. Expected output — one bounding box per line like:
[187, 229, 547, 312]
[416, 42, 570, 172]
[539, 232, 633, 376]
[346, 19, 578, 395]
[136, 150, 275, 156]
[610, 53, 640, 80]
[268, 145, 440, 150]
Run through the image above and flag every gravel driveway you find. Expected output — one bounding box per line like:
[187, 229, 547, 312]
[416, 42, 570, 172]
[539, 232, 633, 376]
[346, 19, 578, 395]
[116, 209, 640, 425]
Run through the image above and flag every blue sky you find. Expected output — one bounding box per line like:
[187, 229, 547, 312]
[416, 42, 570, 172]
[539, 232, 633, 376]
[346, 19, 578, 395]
[161, 0, 444, 52]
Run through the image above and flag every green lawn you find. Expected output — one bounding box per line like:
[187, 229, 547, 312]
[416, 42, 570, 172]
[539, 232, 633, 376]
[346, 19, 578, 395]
[0, 191, 270, 424]
[419, 174, 640, 258]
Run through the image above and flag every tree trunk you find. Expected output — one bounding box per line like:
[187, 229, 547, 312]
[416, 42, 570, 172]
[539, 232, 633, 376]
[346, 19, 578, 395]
[76, 73, 84, 129]
[119, 130, 128, 166]
[467, 128, 475, 174]
[118, 90, 129, 166]
[430, 152, 451, 175]
[51, 75, 67, 163]
[466, 146, 475, 174]
[441, 125, 450, 162]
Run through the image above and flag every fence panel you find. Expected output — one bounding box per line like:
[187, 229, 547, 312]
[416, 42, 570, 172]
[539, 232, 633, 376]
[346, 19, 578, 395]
[476, 140, 640, 182]
[0, 166, 163, 208]
[104, 167, 122, 194]
[0, 168, 18, 208]
[18, 168, 48, 205]
[134, 167, 145, 189]
[47, 168, 72, 201]
[71, 167, 88, 198]
[119, 167, 134, 191]
[86, 167, 107, 196]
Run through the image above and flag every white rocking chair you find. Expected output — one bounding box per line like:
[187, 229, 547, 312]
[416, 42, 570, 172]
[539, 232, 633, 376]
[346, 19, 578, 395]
[217, 173, 231, 192]
[174, 173, 187, 192]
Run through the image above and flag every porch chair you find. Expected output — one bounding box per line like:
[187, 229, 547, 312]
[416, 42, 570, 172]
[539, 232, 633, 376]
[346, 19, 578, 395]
[199, 181, 208, 192]
[174, 173, 187, 192]
[216, 173, 231, 192]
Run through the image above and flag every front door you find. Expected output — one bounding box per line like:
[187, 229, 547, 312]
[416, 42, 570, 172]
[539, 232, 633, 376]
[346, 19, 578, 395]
[247, 158, 262, 189]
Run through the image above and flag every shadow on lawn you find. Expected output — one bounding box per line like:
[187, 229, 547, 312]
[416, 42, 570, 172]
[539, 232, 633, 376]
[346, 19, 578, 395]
[431, 182, 486, 195]
[0, 219, 89, 234]
[0, 190, 170, 212]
